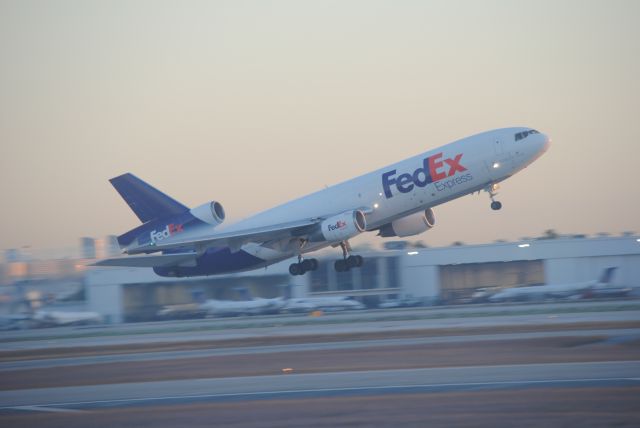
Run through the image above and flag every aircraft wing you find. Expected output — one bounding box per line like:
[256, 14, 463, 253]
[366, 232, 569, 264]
[92, 252, 198, 268]
[126, 218, 321, 255]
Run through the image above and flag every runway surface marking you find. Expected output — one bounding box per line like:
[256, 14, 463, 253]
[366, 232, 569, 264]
[2, 377, 639, 413]
[11, 405, 87, 414]
[2, 361, 639, 412]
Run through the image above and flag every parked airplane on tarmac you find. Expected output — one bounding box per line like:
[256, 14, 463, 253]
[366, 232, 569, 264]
[287, 296, 365, 312]
[30, 310, 103, 327]
[488, 267, 619, 302]
[199, 298, 284, 317]
[95, 127, 550, 277]
[233, 286, 365, 313]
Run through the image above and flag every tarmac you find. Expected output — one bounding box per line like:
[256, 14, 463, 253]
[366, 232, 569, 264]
[1, 300, 639, 427]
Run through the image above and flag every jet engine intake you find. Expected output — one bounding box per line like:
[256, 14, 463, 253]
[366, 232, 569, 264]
[378, 208, 435, 238]
[190, 201, 226, 226]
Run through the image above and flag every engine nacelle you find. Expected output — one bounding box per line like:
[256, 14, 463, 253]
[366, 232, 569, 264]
[190, 201, 226, 226]
[378, 208, 435, 238]
[310, 210, 367, 242]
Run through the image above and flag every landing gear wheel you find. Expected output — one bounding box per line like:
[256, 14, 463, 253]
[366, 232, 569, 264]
[289, 263, 302, 276]
[335, 241, 364, 272]
[290, 258, 319, 276]
[334, 259, 348, 272]
[301, 258, 318, 272]
[347, 255, 363, 268]
[490, 201, 502, 211]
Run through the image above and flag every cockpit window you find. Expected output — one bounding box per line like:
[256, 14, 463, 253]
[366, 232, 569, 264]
[514, 129, 539, 141]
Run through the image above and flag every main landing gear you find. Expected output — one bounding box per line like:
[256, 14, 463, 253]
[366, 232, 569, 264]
[485, 183, 502, 211]
[288, 240, 365, 276]
[289, 256, 319, 276]
[334, 241, 364, 273]
[289, 239, 319, 276]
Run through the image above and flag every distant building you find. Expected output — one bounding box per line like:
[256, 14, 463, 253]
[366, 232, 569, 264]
[6, 262, 28, 280]
[95, 236, 120, 259]
[27, 259, 77, 279]
[85, 236, 640, 323]
[79, 237, 96, 259]
[0, 263, 8, 285]
[4, 249, 21, 263]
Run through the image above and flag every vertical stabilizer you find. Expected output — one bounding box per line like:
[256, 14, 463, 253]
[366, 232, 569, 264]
[598, 267, 617, 284]
[110, 173, 188, 223]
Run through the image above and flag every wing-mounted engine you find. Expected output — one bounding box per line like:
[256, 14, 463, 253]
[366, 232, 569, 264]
[190, 201, 226, 226]
[309, 210, 367, 242]
[378, 208, 435, 238]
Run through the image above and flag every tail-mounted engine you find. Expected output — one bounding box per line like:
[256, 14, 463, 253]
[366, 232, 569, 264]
[190, 201, 226, 226]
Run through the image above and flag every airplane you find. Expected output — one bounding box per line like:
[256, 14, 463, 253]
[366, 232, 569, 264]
[286, 296, 365, 312]
[585, 269, 634, 298]
[280, 298, 317, 313]
[488, 267, 618, 302]
[378, 295, 424, 308]
[169, 292, 362, 317]
[199, 297, 284, 317]
[29, 310, 103, 327]
[94, 127, 550, 277]
[230, 286, 365, 313]
[0, 314, 31, 330]
[586, 283, 634, 298]
[0, 286, 103, 328]
[156, 303, 208, 320]
[230, 287, 287, 315]
[157, 288, 288, 318]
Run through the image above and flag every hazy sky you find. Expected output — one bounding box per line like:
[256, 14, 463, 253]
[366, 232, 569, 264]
[1, 0, 639, 254]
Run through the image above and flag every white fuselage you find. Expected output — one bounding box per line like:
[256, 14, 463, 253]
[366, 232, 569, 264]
[200, 298, 285, 316]
[100, 127, 549, 278]
[217, 127, 550, 263]
[286, 296, 365, 311]
[134, 127, 549, 276]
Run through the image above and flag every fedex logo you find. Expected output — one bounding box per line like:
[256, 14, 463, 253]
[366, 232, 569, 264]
[382, 152, 466, 198]
[150, 223, 184, 243]
[328, 220, 347, 231]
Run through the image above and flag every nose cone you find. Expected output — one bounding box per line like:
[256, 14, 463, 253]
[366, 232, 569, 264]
[534, 132, 551, 155]
[519, 130, 550, 168]
[541, 133, 551, 152]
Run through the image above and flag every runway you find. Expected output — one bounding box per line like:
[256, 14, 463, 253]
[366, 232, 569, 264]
[1, 361, 639, 411]
[1, 301, 639, 427]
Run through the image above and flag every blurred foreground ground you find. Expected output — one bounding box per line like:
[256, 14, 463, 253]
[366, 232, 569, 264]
[1, 302, 639, 427]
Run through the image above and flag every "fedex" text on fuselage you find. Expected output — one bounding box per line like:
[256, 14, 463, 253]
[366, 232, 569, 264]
[381, 152, 467, 198]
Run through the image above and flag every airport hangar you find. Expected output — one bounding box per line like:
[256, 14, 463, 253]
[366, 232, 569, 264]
[86, 236, 640, 323]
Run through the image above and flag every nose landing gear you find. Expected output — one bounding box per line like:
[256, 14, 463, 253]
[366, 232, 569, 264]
[485, 183, 502, 211]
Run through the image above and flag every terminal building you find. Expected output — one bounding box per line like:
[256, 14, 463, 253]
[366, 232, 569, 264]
[86, 236, 640, 323]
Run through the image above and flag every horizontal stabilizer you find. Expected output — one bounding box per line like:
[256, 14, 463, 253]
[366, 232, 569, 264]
[91, 253, 197, 268]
